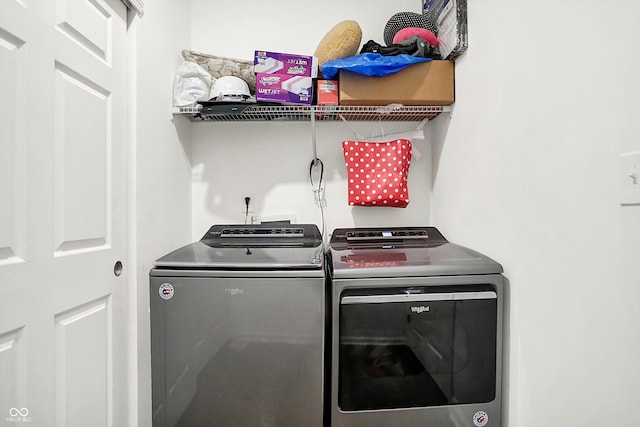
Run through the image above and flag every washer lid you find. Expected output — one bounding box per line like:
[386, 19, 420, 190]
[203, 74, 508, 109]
[153, 224, 324, 270]
[201, 223, 322, 248]
[329, 227, 503, 278]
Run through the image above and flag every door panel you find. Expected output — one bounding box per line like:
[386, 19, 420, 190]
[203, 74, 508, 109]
[0, 0, 128, 425]
[0, 25, 26, 266]
[53, 61, 110, 255]
[0, 327, 27, 419]
[55, 0, 112, 63]
[55, 296, 111, 427]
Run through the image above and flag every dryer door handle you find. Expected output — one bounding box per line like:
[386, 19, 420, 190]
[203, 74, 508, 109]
[341, 291, 496, 305]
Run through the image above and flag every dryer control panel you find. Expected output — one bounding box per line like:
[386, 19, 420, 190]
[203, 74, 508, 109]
[331, 227, 447, 249]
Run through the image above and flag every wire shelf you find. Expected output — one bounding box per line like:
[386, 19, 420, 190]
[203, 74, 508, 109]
[173, 104, 451, 122]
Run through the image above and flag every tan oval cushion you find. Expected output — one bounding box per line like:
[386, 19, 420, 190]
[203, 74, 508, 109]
[314, 20, 362, 74]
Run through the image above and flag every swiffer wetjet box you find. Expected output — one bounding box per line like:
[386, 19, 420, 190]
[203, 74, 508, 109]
[254, 50, 318, 78]
[256, 73, 313, 104]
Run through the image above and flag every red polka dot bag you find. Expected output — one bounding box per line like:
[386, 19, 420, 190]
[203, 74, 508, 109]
[342, 139, 412, 208]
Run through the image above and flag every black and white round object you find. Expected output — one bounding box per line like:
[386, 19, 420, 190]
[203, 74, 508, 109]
[383, 12, 438, 46]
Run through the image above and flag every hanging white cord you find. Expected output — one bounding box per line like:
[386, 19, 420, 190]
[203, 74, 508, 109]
[309, 159, 326, 243]
[310, 110, 326, 241]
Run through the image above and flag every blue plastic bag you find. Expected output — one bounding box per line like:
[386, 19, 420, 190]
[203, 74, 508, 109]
[321, 53, 432, 79]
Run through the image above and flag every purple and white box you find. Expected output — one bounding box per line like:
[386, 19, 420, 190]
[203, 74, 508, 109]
[256, 73, 313, 104]
[254, 50, 318, 78]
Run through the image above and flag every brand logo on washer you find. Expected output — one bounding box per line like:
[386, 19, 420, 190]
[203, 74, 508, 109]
[159, 283, 174, 300]
[473, 410, 489, 426]
[410, 305, 430, 313]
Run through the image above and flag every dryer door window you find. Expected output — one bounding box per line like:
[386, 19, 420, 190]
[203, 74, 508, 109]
[338, 286, 497, 411]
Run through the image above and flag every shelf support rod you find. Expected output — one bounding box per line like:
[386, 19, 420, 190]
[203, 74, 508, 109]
[338, 114, 365, 140]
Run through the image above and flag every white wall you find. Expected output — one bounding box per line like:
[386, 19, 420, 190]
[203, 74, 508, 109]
[190, 121, 433, 239]
[430, 1, 640, 426]
[133, 1, 192, 425]
[188, 0, 432, 241]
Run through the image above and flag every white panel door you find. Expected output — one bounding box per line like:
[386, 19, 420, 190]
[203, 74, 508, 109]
[0, 0, 128, 426]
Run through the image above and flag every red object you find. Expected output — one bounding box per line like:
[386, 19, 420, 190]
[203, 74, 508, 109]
[341, 252, 408, 267]
[342, 139, 412, 208]
[317, 80, 339, 105]
[392, 27, 438, 46]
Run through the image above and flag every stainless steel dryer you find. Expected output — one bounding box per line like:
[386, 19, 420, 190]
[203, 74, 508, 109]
[149, 224, 326, 427]
[327, 226, 505, 427]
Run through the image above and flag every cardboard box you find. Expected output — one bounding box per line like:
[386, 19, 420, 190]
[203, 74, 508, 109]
[339, 60, 454, 106]
[254, 50, 318, 78]
[255, 73, 313, 104]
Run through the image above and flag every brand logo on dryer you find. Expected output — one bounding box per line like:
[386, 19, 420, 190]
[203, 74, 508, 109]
[473, 411, 489, 426]
[410, 305, 430, 313]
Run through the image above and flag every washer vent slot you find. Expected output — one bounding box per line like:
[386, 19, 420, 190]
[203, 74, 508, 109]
[221, 227, 304, 238]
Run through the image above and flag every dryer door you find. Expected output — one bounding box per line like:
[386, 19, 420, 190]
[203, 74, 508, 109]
[338, 285, 497, 411]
